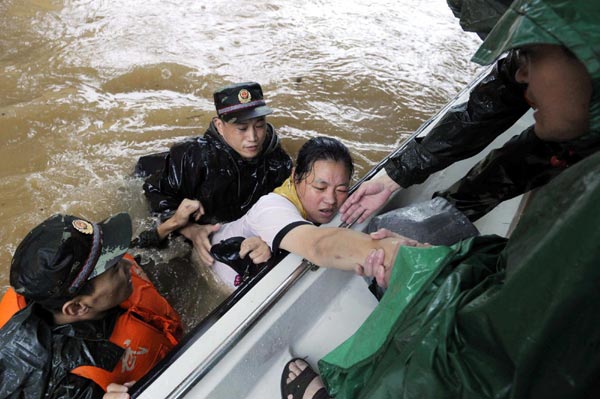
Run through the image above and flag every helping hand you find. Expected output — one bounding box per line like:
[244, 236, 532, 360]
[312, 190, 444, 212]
[103, 381, 134, 399]
[172, 198, 204, 228]
[239, 236, 272, 265]
[340, 178, 396, 224]
[356, 228, 427, 288]
[180, 223, 221, 266]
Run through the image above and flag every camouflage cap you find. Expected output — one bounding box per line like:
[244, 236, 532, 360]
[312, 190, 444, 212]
[472, 0, 600, 80]
[471, 0, 600, 136]
[10, 212, 132, 302]
[213, 82, 273, 123]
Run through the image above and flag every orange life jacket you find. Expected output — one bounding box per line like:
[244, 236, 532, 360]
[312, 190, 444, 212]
[0, 254, 182, 392]
[0, 287, 26, 329]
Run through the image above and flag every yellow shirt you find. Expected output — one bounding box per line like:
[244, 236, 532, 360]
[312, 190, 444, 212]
[273, 176, 307, 219]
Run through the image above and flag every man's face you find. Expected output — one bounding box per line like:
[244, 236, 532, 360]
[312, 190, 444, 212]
[82, 258, 133, 317]
[295, 160, 351, 224]
[215, 116, 267, 159]
[515, 44, 592, 141]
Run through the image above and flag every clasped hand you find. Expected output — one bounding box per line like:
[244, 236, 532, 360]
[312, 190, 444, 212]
[356, 228, 429, 288]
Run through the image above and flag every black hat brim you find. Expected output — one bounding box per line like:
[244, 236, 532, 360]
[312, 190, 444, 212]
[222, 105, 273, 123]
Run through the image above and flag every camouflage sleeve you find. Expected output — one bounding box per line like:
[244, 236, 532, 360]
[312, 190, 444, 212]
[435, 127, 600, 221]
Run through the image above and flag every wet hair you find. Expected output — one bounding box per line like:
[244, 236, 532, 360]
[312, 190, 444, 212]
[293, 136, 354, 184]
[518, 45, 577, 63]
[561, 46, 577, 60]
[39, 280, 95, 313]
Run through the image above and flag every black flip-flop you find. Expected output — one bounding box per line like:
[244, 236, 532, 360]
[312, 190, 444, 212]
[280, 358, 329, 399]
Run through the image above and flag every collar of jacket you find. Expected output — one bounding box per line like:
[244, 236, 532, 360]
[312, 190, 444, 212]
[51, 307, 125, 371]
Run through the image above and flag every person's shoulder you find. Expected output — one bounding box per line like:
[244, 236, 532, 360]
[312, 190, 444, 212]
[0, 304, 51, 361]
[1, 303, 47, 332]
[170, 136, 207, 152]
[250, 193, 301, 217]
[269, 145, 292, 163]
[0, 311, 50, 399]
[263, 147, 292, 175]
[256, 192, 288, 205]
[168, 136, 216, 163]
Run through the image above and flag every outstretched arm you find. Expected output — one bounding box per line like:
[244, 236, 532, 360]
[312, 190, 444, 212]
[382, 52, 528, 191]
[279, 224, 416, 272]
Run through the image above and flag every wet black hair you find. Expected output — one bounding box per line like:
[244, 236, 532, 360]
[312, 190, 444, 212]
[39, 280, 95, 312]
[562, 46, 577, 60]
[293, 136, 354, 184]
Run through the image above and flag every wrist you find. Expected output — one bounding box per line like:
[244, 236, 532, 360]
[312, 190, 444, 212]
[133, 228, 163, 248]
[379, 172, 401, 194]
[157, 217, 182, 240]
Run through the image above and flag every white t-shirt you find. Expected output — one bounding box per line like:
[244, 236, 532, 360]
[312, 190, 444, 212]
[211, 193, 310, 288]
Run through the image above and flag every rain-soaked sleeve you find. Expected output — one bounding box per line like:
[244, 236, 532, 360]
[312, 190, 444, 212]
[143, 141, 203, 217]
[46, 374, 105, 399]
[384, 51, 529, 188]
[436, 128, 600, 222]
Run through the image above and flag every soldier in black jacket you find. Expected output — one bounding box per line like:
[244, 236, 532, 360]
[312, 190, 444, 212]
[138, 82, 292, 265]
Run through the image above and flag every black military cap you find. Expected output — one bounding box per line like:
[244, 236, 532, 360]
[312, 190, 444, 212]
[213, 82, 273, 123]
[10, 213, 132, 303]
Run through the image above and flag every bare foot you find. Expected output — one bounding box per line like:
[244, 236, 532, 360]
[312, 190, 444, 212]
[285, 359, 329, 399]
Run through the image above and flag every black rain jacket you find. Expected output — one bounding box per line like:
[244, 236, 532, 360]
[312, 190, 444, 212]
[436, 127, 600, 220]
[0, 303, 124, 399]
[384, 51, 529, 190]
[384, 0, 600, 221]
[143, 121, 292, 224]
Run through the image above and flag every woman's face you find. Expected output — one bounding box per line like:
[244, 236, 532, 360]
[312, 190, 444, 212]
[294, 160, 350, 224]
[515, 44, 592, 142]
